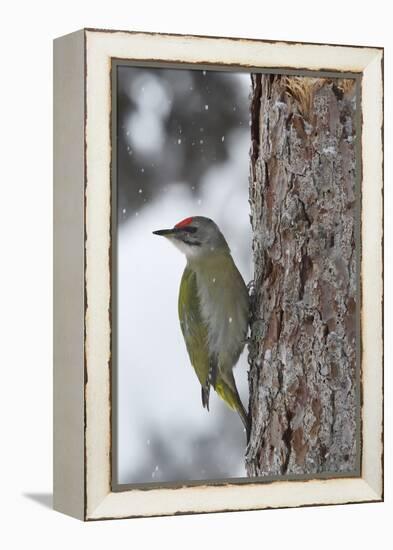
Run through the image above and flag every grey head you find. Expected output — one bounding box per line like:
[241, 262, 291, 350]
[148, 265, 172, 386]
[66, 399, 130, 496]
[153, 216, 230, 259]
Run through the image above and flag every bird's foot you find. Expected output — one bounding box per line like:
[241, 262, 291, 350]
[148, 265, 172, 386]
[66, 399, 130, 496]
[247, 279, 255, 294]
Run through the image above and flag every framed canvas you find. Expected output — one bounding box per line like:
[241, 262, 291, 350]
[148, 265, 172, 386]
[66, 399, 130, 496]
[53, 28, 383, 521]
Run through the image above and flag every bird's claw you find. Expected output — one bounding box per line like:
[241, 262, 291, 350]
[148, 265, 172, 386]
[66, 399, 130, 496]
[247, 279, 255, 293]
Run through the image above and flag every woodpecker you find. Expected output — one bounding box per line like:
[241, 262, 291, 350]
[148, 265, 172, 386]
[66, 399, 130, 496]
[153, 216, 250, 436]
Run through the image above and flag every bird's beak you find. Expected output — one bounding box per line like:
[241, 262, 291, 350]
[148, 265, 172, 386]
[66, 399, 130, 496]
[152, 228, 177, 237]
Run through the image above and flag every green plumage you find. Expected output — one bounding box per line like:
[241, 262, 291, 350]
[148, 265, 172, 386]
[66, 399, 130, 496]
[178, 265, 249, 430]
[178, 267, 210, 394]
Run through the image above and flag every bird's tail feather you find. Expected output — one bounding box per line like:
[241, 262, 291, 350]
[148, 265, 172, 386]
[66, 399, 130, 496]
[216, 374, 250, 440]
[237, 399, 250, 442]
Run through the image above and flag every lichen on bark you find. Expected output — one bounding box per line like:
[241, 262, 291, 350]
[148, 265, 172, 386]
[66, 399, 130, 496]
[246, 74, 358, 477]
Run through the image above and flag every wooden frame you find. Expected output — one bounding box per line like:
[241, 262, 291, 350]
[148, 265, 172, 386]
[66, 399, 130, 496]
[53, 28, 383, 521]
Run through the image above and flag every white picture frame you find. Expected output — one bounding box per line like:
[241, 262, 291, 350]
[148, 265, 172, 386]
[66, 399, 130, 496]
[53, 28, 383, 520]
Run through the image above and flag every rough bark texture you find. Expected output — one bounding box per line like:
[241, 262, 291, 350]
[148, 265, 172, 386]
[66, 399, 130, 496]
[246, 74, 358, 477]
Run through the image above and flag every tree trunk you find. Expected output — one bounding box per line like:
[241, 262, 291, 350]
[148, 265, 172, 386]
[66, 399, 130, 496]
[246, 74, 358, 477]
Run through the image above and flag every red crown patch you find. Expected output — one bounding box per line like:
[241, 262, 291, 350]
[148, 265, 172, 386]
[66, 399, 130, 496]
[175, 217, 194, 228]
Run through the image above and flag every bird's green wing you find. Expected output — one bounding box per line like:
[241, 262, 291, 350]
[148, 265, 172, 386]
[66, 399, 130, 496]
[178, 267, 211, 408]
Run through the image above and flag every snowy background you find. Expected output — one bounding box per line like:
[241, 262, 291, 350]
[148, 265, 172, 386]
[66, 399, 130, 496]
[116, 66, 253, 484]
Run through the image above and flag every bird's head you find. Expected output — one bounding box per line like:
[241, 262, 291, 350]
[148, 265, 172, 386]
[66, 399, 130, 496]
[153, 216, 230, 259]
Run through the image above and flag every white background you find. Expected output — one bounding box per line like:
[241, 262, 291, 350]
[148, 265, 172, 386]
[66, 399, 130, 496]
[0, 1, 391, 548]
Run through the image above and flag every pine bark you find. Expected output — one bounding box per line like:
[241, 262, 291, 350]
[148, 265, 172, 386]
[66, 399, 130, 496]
[246, 74, 358, 477]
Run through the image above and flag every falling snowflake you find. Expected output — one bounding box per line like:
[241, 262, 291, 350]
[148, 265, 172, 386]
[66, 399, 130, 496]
[177, 138, 182, 144]
[204, 105, 209, 110]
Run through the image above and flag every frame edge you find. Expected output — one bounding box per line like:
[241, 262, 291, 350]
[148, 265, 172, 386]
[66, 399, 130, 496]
[53, 29, 86, 521]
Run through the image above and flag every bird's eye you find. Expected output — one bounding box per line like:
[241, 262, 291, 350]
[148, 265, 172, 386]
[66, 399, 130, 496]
[182, 226, 198, 234]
